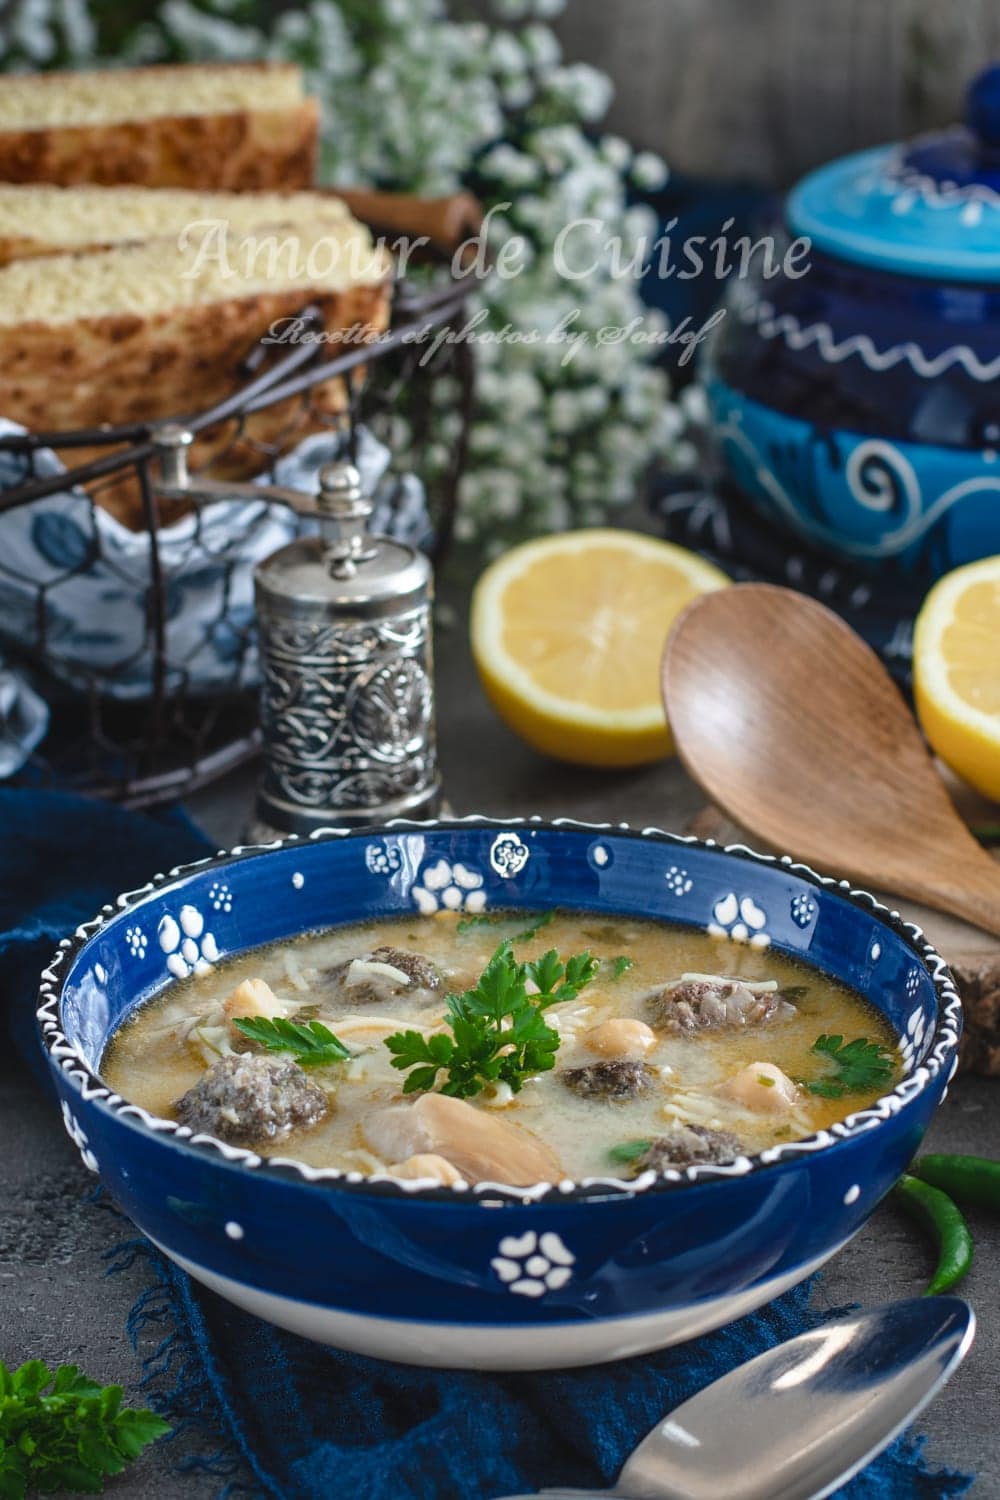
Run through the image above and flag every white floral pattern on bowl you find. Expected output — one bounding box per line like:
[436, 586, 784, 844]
[365, 842, 402, 877]
[158, 905, 220, 979]
[412, 859, 486, 915]
[790, 893, 817, 929]
[489, 832, 530, 879]
[899, 1004, 929, 1074]
[491, 1230, 575, 1297]
[665, 865, 693, 897]
[208, 881, 233, 913]
[708, 892, 770, 949]
[61, 1100, 98, 1174]
[125, 925, 147, 959]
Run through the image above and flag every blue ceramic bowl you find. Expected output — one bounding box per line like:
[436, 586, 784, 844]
[37, 819, 961, 1370]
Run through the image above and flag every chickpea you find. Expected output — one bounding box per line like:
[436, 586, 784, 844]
[388, 1153, 465, 1186]
[722, 1061, 799, 1114]
[584, 1018, 657, 1059]
[222, 977, 285, 1023]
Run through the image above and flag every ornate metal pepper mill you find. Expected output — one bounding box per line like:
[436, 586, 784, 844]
[150, 427, 441, 833]
[253, 460, 441, 832]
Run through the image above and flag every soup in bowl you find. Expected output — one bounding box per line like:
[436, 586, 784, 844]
[38, 820, 961, 1370]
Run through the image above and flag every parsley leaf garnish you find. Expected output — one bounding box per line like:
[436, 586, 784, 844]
[385, 940, 598, 1099]
[804, 1033, 895, 1098]
[456, 909, 556, 941]
[608, 1138, 653, 1164]
[0, 1358, 169, 1498]
[517, 910, 557, 941]
[232, 1015, 350, 1067]
[605, 955, 634, 980]
[455, 913, 497, 934]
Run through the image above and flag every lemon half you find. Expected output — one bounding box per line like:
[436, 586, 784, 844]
[470, 529, 729, 767]
[914, 555, 1000, 802]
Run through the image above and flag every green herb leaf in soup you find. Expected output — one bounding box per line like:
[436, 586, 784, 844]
[232, 1015, 350, 1067]
[804, 1033, 895, 1098]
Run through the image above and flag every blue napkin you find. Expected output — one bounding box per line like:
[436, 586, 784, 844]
[0, 788, 974, 1500]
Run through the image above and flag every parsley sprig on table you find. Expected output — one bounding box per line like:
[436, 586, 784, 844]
[0, 1359, 169, 1499]
[804, 1034, 896, 1098]
[385, 940, 598, 1099]
[231, 1016, 350, 1067]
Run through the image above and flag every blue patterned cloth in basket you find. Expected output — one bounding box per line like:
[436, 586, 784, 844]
[0, 422, 430, 773]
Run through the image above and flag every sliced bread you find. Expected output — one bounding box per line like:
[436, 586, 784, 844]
[0, 213, 393, 526]
[0, 62, 318, 190]
[0, 183, 352, 266]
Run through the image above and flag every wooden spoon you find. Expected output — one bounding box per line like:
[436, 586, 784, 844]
[662, 583, 1000, 938]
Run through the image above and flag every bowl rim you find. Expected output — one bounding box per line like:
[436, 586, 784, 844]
[37, 815, 963, 1206]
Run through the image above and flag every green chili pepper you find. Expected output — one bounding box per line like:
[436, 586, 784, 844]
[894, 1173, 974, 1296]
[912, 1153, 1000, 1211]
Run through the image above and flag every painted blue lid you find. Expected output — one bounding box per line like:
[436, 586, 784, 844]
[787, 64, 1000, 283]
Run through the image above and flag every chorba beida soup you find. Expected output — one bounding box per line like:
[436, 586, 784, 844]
[102, 910, 900, 1186]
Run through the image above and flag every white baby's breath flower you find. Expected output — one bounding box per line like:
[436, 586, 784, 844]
[671, 439, 700, 471]
[489, 29, 528, 74]
[57, 0, 97, 55]
[680, 382, 711, 427]
[274, 9, 309, 41]
[548, 390, 582, 434]
[545, 63, 613, 122]
[26, 0, 683, 545]
[520, 22, 561, 67]
[501, 78, 534, 110]
[480, 144, 539, 188]
[601, 134, 633, 170]
[624, 202, 658, 246]
[631, 150, 670, 190]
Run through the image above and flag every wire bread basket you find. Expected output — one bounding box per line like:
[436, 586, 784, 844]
[0, 202, 478, 807]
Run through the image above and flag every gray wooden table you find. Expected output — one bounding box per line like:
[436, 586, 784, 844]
[3, 595, 998, 1497]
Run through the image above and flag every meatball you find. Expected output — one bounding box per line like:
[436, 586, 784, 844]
[645, 977, 793, 1033]
[322, 946, 442, 1004]
[561, 1059, 656, 1101]
[175, 1053, 328, 1145]
[632, 1124, 742, 1174]
[369, 946, 442, 991]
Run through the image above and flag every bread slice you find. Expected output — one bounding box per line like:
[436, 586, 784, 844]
[0, 63, 317, 190]
[0, 213, 393, 526]
[0, 184, 352, 266]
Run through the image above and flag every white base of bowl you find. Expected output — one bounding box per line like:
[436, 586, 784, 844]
[153, 1237, 841, 1370]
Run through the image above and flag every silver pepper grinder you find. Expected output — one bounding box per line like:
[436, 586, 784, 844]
[253, 460, 441, 833]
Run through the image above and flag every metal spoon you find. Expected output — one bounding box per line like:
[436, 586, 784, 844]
[496, 1297, 974, 1500]
[661, 583, 1000, 937]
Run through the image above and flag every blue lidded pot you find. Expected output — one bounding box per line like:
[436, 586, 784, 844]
[705, 64, 1000, 576]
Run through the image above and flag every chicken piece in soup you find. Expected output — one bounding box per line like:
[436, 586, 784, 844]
[102, 910, 901, 1186]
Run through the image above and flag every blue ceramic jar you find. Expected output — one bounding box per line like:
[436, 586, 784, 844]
[705, 65, 1000, 576]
